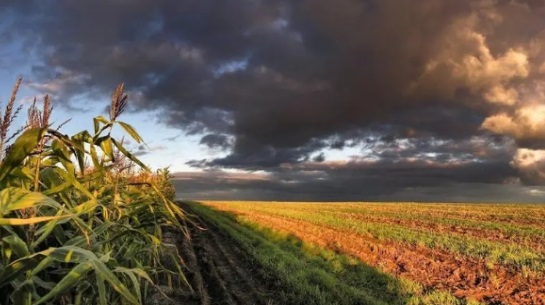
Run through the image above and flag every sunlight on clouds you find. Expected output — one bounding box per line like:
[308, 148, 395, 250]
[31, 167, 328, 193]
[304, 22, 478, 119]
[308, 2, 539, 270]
[410, 10, 529, 99]
[482, 105, 545, 140]
[483, 85, 518, 105]
[27, 69, 90, 95]
[511, 148, 545, 183]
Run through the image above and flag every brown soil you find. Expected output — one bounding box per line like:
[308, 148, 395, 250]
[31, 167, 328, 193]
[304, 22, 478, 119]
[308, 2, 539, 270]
[175, 202, 275, 305]
[230, 207, 545, 251]
[335, 212, 545, 252]
[235, 211, 545, 305]
[375, 208, 545, 230]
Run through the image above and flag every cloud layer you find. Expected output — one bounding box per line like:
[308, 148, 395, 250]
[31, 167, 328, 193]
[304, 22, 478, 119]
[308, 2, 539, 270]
[4, 0, 545, 200]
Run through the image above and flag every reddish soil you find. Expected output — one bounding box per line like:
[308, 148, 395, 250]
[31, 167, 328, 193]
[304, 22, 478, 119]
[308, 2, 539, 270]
[335, 212, 545, 252]
[236, 211, 545, 305]
[230, 207, 545, 251]
[379, 209, 545, 230]
[175, 203, 275, 305]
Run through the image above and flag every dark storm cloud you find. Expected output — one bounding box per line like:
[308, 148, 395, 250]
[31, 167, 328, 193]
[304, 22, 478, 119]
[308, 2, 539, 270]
[133, 144, 167, 157]
[312, 152, 325, 163]
[209, 141, 322, 169]
[361, 134, 515, 164]
[180, 133, 521, 200]
[199, 134, 232, 150]
[4, 0, 545, 199]
[172, 158, 523, 202]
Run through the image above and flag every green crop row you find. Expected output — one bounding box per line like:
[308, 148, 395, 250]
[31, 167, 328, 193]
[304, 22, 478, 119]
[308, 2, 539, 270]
[206, 202, 545, 271]
[338, 207, 545, 243]
[246, 203, 545, 249]
[335, 203, 545, 224]
[187, 201, 482, 305]
[206, 201, 545, 227]
[0, 79, 186, 305]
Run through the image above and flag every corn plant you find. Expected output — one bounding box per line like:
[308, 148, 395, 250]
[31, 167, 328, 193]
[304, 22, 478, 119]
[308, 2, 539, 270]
[0, 80, 186, 305]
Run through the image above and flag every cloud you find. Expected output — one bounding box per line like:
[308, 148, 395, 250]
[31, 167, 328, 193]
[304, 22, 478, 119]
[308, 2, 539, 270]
[312, 152, 325, 162]
[26, 69, 89, 95]
[4, 0, 545, 199]
[482, 101, 545, 142]
[483, 85, 518, 106]
[528, 188, 545, 197]
[199, 133, 232, 150]
[133, 144, 167, 157]
[173, 157, 520, 201]
[511, 148, 545, 184]
[410, 19, 529, 101]
[179, 133, 519, 200]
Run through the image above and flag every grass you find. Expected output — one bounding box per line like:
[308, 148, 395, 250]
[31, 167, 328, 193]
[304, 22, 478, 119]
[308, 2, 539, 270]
[187, 201, 482, 305]
[205, 201, 545, 271]
[0, 79, 185, 305]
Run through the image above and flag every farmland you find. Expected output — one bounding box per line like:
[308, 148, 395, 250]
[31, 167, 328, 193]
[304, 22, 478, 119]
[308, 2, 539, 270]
[185, 201, 545, 305]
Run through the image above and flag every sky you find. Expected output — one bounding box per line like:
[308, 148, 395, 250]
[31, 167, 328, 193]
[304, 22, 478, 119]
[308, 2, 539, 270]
[2, 0, 545, 202]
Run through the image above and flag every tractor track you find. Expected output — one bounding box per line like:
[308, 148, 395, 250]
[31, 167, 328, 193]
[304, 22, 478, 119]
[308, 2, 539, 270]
[177, 202, 274, 305]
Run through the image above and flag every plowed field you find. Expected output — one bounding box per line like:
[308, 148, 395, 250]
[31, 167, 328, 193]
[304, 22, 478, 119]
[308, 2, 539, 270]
[192, 201, 545, 305]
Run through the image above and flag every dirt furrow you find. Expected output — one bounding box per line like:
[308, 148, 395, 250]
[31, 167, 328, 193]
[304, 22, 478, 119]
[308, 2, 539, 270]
[179, 203, 274, 305]
[237, 211, 545, 305]
[336, 212, 545, 252]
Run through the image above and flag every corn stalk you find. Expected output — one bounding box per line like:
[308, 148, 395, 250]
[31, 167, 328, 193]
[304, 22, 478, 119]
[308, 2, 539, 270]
[0, 82, 186, 305]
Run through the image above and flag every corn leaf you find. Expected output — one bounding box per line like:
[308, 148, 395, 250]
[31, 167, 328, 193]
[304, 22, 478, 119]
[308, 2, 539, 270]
[114, 267, 147, 303]
[33, 261, 93, 305]
[93, 115, 109, 135]
[111, 138, 149, 171]
[1, 235, 29, 259]
[90, 259, 139, 304]
[0, 216, 68, 226]
[0, 253, 44, 287]
[96, 136, 114, 161]
[117, 121, 144, 144]
[96, 273, 108, 305]
[0, 188, 60, 216]
[0, 128, 46, 183]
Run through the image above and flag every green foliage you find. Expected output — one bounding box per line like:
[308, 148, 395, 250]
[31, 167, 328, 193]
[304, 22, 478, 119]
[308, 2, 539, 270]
[0, 82, 185, 304]
[155, 168, 176, 202]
